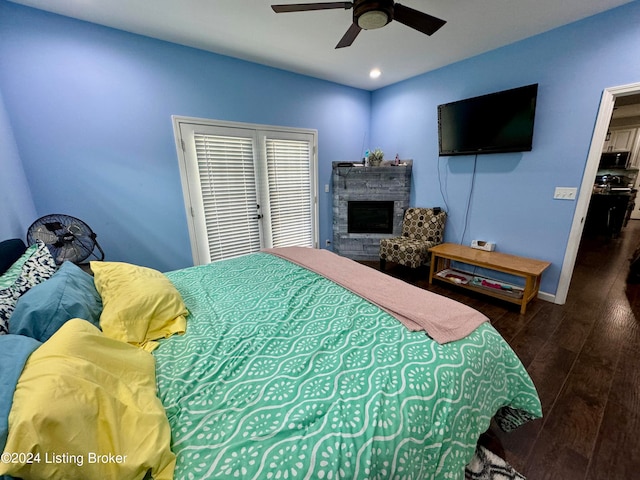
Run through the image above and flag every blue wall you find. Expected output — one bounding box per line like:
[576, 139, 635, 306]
[0, 1, 370, 271]
[0, 89, 36, 238]
[2, 0, 640, 296]
[371, 1, 640, 295]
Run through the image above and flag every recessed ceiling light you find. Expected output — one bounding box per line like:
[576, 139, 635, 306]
[370, 68, 382, 79]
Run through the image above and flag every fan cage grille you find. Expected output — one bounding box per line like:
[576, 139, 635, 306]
[27, 214, 102, 265]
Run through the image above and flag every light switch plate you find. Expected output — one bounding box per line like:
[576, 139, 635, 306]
[554, 187, 577, 200]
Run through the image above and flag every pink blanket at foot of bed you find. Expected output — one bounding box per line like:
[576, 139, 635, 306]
[262, 247, 488, 344]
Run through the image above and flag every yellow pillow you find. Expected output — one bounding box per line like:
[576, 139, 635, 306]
[0, 319, 176, 480]
[91, 261, 187, 351]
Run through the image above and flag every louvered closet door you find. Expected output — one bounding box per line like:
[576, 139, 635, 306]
[182, 124, 263, 263]
[262, 133, 315, 248]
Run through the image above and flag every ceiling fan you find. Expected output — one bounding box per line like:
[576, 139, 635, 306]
[271, 0, 446, 48]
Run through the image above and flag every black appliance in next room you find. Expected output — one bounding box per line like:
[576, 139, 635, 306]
[599, 151, 630, 169]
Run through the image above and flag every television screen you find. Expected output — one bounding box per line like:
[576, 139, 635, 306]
[438, 84, 538, 156]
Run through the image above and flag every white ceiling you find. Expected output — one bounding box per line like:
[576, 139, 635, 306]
[8, 0, 635, 90]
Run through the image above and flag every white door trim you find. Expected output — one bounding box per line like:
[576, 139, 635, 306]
[172, 115, 319, 265]
[555, 82, 640, 305]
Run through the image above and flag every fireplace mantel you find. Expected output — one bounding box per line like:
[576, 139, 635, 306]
[332, 160, 412, 260]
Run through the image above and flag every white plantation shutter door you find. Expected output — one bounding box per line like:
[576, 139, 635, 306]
[265, 137, 314, 248]
[175, 118, 318, 265]
[193, 133, 262, 261]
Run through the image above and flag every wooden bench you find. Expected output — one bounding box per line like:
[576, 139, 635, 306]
[428, 243, 551, 314]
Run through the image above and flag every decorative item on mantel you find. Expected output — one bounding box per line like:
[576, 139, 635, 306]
[368, 148, 384, 166]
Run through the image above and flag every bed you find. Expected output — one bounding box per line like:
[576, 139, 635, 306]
[0, 239, 542, 480]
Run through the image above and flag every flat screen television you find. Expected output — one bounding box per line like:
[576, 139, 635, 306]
[438, 83, 538, 156]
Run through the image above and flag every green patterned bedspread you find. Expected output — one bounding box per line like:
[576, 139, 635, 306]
[155, 252, 541, 480]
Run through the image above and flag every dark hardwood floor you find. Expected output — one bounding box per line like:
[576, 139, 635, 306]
[365, 220, 640, 479]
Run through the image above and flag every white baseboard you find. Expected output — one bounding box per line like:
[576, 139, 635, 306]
[537, 290, 558, 304]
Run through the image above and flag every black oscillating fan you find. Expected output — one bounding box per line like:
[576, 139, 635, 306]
[27, 214, 105, 265]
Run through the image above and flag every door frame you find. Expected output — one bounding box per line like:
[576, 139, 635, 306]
[172, 115, 319, 265]
[555, 81, 640, 305]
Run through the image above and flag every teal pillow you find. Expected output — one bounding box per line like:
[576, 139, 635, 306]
[9, 261, 102, 342]
[0, 333, 41, 450]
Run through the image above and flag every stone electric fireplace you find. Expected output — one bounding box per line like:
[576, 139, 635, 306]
[332, 161, 412, 260]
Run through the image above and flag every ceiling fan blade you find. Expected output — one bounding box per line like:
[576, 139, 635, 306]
[272, 2, 353, 13]
[335, 22, 362, 48]
[393, 3, 446, 36]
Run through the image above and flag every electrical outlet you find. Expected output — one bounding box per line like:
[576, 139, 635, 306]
[325, 239, 331, 247]
[553, 187, 577, 200]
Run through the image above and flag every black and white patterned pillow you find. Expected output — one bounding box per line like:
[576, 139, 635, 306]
[0, 241, 57, 334]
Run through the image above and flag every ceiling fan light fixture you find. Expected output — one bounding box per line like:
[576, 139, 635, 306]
[272, 0, 446, 49]
[357, 10, 388, 29]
